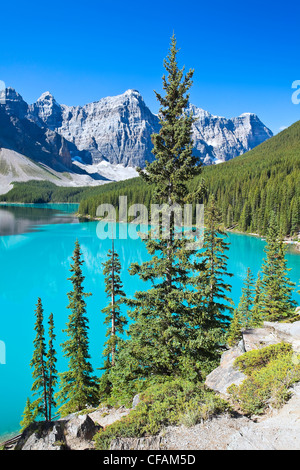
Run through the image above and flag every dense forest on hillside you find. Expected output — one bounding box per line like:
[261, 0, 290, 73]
[1, 120, 299, 236]
[78, 120, 300, 237]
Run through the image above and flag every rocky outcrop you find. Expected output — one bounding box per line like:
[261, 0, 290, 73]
[205, 342, 247, 397]
[227, 383, 300, 450]
[14, 414, 100, 451]
[205, 319, 300, 397]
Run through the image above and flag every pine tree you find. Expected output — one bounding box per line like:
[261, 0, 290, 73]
[99, 242, 127, 398]
[227, 308, 243, 347]
[20, 398, 38, 431]
[30, 298, 49, 421]
[258, 213, 296, 321]
[46, 313, 57, 422]
[237, 268, 255, 328]
[227, 268, 255, 346]
[251, 272, 264, 327]
[56, 240, 98, 415]
[110, 35, 203, 392]
[200, 196, 233, 322]
[101, 241, 127, 369]
[191, 195, 234, 367]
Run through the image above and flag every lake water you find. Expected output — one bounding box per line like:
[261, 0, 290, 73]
[0, 204, 299, 439]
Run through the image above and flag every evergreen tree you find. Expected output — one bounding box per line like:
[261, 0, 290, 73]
[237, 268, 255, 328]
[56, 240, 98, 415]
[200, 196, 233, 322]
[227, 308, 243, 347]
[30, 298, 49, 421]
[251, 272, 264, 327]
[110, 35, 204, 394]
[258, 213, 296, 321]
[99, 242, 127, 398]
[20, 398, 38, 431]
[46, 313, 57, 422]
[101, 241, 127, 370]
[227, 268, 255, 346]
[191, 195, 233, 366]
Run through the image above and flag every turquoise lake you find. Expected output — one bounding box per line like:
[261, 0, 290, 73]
[0, 203, 299, 439]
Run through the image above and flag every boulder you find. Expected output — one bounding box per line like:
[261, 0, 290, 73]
[15, 422, 67, 451]
[14, 414, 100, 450]
[132, 394, 140, 409]
[64, 414, 100, 441]
[263, 321, 300, 353]
[205, 342, 246, 396]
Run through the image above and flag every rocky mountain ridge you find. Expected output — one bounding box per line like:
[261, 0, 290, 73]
[30, 88, 273, 167]
[1, 87, 272, 169]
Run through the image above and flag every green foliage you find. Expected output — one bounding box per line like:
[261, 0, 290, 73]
[56, 240, 98, 415]
[46, 313, 57, 422]
[228, 343, 300, 415]
[30, 298, 49, 420]
[227, 268, 256, 346]
[2, 121, 300, 238]
[20, 398, 39, 431]
[101, 243, 127, 370]
[258, 213, 296, 321]
[94, 378, 229, 450]
[79, 120, 300, 237]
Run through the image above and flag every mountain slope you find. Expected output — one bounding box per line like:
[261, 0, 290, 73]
[2, 120, 299, 237]
[76, 120, 300, 236]
[0, 86, 273, 195]
[30, 89, 273, 167]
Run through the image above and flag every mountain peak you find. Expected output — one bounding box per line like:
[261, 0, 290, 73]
[124, 89, 141, 96]
[36, 91, 57, 104]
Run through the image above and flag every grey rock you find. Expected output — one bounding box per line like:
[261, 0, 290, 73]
[189, 105, 273, 165]
[263, 321, 300, 353]
[227, 383, 300, 450]
[15, 422, 67, 451]
[242, 326, 278, 352]
[30, 89, 272, 168]
[110, 436, 162, 450]
[132, 394, 140, 409]
[205, 343, 246, 396]
[64, 413, 100, 441]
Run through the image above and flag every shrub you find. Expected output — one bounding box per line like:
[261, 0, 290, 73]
[228, 342, 300, 415]
[94, 378, 229, 450]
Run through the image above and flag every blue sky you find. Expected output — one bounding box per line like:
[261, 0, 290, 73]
[0, 0, 299, 134]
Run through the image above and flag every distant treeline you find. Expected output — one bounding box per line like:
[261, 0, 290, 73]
[1, 120, 300, 236]
[78, 121, 300, 237]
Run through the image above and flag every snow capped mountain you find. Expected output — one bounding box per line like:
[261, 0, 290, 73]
[189, 104, 273, 165]
[30, 89, 273, 167]
[0, 86, 273, 193]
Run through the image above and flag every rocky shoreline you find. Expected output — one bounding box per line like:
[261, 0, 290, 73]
[4, 317, 300, 451]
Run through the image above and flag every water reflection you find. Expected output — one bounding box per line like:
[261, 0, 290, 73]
[0, 204, 79, 236]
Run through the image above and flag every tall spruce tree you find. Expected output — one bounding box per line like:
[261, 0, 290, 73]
[99, 241, 127, 398]
[30, 298, 49, 421]
[227, 268, 255, 346]
[20, 398, 39, 431]
[251, 272, 264, 327]
[110, 35, 204, 393]
[258, 213, 296, 321]
[46, 313, 57, 422]
[191, 195, 233, 367]
[236, 268, 255, 328]
[101, 241, 127, 369]
[56, 240, 98, 415]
